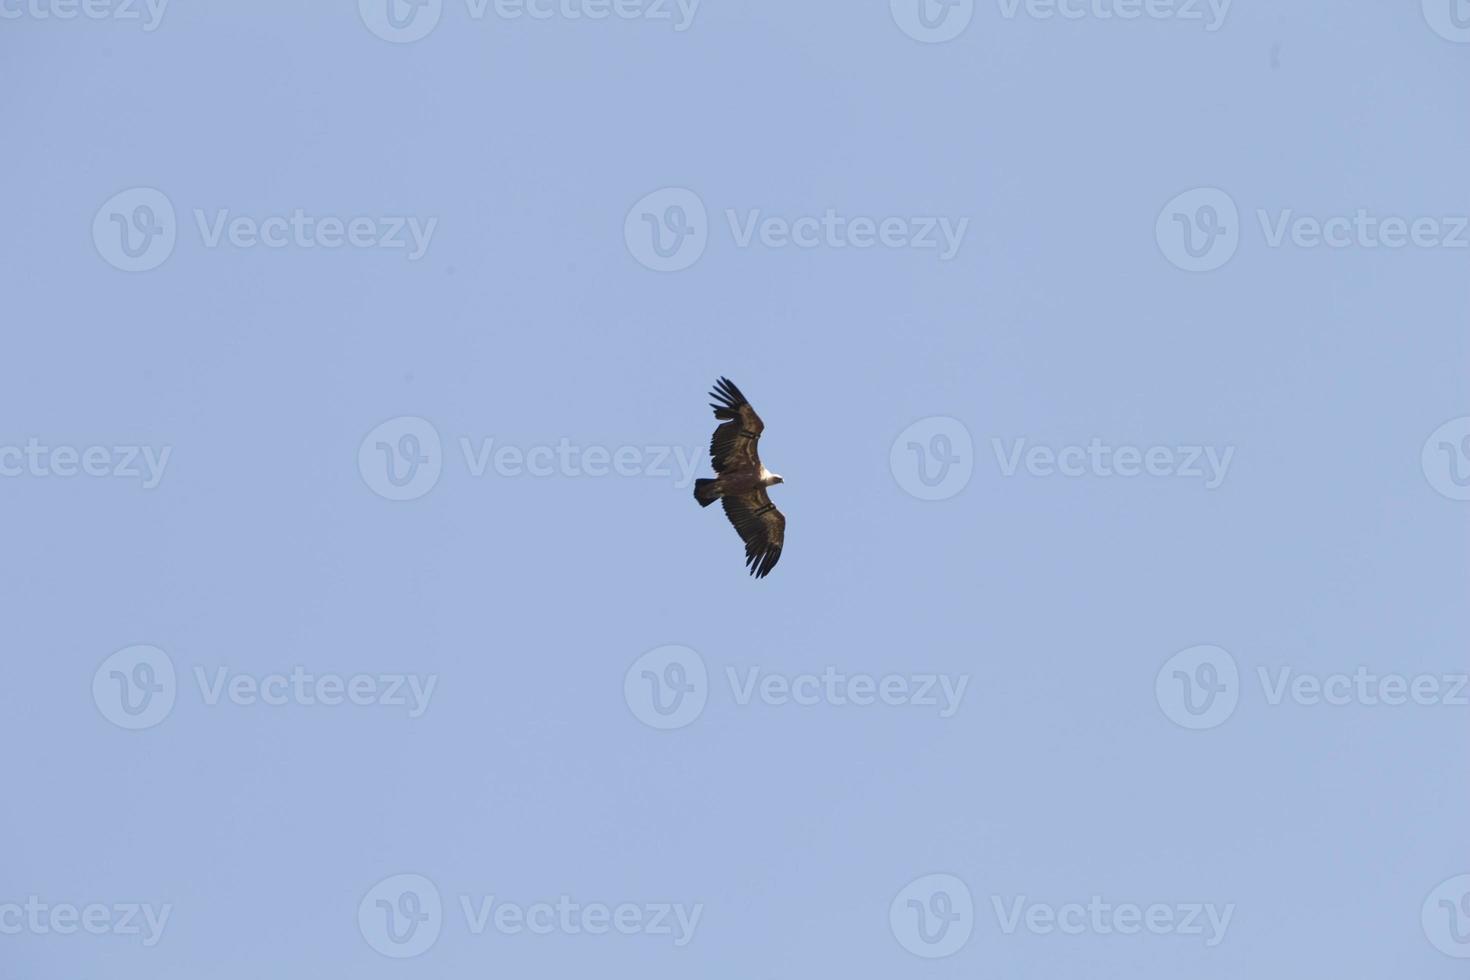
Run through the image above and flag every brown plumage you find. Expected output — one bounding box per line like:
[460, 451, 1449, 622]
[693, 377, 786, 578]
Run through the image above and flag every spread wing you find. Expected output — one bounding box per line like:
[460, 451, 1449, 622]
[721, 488, 785, 578]
[708, 376, 764, 474]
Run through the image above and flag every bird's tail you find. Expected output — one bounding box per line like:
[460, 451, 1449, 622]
[694, 478, 721, 508]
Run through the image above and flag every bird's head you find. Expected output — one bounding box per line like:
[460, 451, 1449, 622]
[769, 473, 785, 486]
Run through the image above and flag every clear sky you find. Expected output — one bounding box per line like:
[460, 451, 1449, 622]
[1, 1, 1467, 977]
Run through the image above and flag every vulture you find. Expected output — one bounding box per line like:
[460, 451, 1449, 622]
[693, 377, 786, 578]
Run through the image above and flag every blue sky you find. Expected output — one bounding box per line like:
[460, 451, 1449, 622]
[1, 1, 1467, 977]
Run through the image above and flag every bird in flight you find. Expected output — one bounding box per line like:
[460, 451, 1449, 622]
[693, 377, 786, 578]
